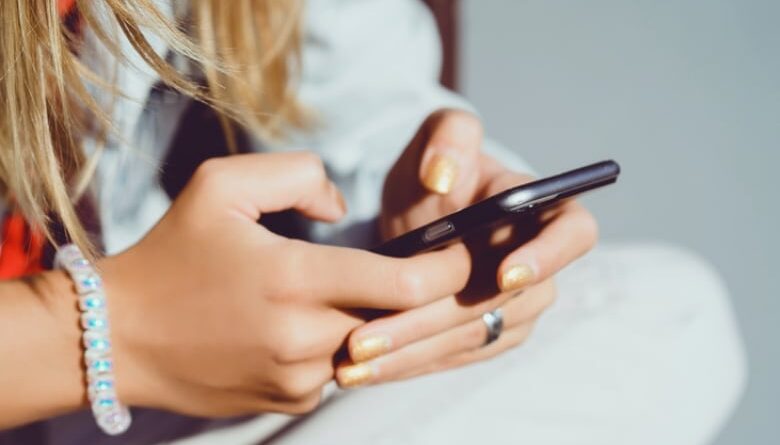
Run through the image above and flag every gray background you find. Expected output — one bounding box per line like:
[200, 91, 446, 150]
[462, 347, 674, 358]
[461, 0, 779, 443]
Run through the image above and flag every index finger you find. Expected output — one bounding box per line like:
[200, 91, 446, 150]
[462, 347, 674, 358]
[289, 241, 472, 310]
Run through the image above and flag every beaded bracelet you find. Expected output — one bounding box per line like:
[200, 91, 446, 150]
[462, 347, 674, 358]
[55, 244, 132, 435]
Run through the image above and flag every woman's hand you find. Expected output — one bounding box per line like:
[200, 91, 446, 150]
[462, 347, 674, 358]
[99, 152, 471, 416]
[335, 110, 598, 386]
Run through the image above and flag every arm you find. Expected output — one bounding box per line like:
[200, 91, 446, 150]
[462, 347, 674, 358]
[0, 271, 85, 428]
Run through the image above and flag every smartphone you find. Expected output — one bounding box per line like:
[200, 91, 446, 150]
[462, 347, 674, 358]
[372, 160, 621, 258]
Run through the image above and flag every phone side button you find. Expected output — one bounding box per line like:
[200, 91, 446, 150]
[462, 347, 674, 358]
[423, 221, 455, 243]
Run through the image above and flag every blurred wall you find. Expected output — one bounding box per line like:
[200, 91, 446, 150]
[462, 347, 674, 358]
[460, 0, 779, 443]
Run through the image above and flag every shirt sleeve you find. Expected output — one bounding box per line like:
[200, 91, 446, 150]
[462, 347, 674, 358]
[254, 0, 533, 246]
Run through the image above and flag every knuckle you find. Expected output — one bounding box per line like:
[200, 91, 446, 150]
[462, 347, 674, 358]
[294, 151, 327, 180]
[464, 319, 488, 348]
[275, 366, 327, 403]
[576, 208, 600, 249]
[462, 112, 485, 137]
[393, 264, 425, 307]
[270, 316, 315, 364]
[193, 157, 230, 190]
[276, 375, 312, 402]
[449, 110, 484, 141]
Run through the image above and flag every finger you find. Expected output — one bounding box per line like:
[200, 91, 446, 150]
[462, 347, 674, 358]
[346, 290, 514, 362]
[392, 323, 535, 382]
[497, 201, 598, 292]
[419, 110, 483, 199]
[289, 241, 472, 310]
[337, 316, 490, 388]
[190, 151, 346, 222]
[346, 278, 555, 363]
[337, 318, 535, 387]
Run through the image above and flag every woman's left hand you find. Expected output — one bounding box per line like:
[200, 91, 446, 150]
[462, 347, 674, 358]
[336, 110, 599, 387]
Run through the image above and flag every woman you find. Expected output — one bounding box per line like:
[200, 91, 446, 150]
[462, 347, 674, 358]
[0, 1, 744, 444]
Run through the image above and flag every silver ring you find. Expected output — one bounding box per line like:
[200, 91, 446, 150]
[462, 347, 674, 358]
[481, 308, 504, 346]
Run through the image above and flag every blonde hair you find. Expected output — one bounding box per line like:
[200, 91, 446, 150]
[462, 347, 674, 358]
[0, 0, 305, 256]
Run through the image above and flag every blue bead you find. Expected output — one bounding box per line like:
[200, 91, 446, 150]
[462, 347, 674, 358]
[97, 398, 115, 408]
[88, 318, 105, 329]
[92, 360, 111, 372]
[96, 380, 113, 391]
[86, 298, 103, 309]
[81, 276, 101, 289]
[90, 339, 108, 350]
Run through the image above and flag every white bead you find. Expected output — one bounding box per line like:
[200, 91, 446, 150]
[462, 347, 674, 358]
[88, 376, 115, 398]
[81, 310, 109, 331]
[74, 272, 103, 294]
[54, 245, 81, 268]
[78, 293, 106, 311]
[83, 331, 111, 353]
[86, 356, 113, 377]
[85, 348, 109, 362]
[96, 407, 132, 436]
[91, 392, 118, 414]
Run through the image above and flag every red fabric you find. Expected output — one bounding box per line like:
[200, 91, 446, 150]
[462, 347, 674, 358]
[0, 212, 45, 279]
[58, 0, 76, 17]
[59, 0, 83, 47]
[0, 1, 78, 279]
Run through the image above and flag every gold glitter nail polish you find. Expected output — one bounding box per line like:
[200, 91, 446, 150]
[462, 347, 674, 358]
[499, 264, 535, 292]
[422, 154, 459, 194]
[351, 336, 391, 363]
[337, 363, 376, 388]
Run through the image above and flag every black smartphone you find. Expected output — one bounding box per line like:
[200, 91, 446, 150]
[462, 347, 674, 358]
[372, 160, 620, 258]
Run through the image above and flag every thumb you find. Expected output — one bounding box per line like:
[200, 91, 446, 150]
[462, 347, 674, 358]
[418, 110, 482, 205]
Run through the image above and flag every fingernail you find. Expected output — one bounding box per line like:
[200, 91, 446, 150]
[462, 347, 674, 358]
[337, 363, 376, 388]
[422, 153, 459, 194]
[351, 335, 392, 362]
[499, 264, 535, 292]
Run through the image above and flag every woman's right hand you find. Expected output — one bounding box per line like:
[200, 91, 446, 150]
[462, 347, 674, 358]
[98, 152, 470, 417]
